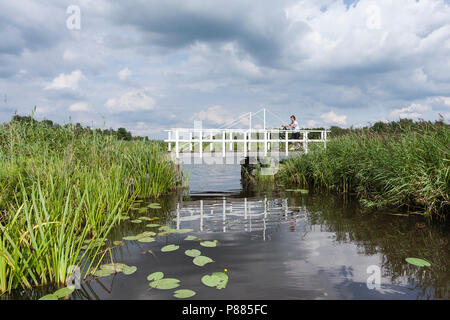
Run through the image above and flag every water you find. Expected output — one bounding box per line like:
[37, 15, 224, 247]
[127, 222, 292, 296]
[9, 164, 450, 300]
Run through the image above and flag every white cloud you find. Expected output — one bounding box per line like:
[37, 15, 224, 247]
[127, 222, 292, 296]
[191, 105, 235, 126]
[390, 103, 431, 119]
[307, 120, 318, 127]
[105, 88, 156, 112]
[320, 111, 347, 125]
[45, 70, 86, 90]
[69, 102, 89, 112]
[118, 67, 132, 81]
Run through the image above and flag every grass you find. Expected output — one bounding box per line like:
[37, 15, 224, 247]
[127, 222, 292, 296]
[276, 119, 449, 220]
[0, 116, 180, 294]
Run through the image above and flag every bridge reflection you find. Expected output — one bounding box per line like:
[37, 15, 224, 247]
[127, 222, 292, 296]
[173, 197, 306, 240]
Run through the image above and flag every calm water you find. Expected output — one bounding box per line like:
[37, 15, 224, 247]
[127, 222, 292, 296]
[9, 164, 450, 300]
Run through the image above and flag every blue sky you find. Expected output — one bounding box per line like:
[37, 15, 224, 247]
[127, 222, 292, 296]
[1, 0, 449, 138]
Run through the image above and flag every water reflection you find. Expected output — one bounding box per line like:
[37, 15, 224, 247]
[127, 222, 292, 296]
[5, 168, 449, 300]
[70, 194, 449, 300]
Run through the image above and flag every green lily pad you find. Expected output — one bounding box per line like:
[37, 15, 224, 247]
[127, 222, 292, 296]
[185, 249, 201, 257]
[122, 266, 137, 275]
[174, 228, 194, 234]
[138, 209, 148, 213]
[184, 235, 197, 241]
[131, 219, 142, 224]
[201, 272, 228, 289]
[53, 286, 75, 298]
[161, 244, 179, 252]
[39, 294, 58, 300]
[123, 235, 139, 241]
[138, 237, 155, 243]
[193, 256, 214, 267]
[148, 203, 162, 209]
[405, 258, 431, 267]
[100, 263, 126, 272]
[146, 223, 160, 228]
[149, 278, 180, 290]
[147, 272, 164, 281]
[200, 241, 218, 248]
[93, 269, 114, 277]
[113, 240, 123, 246]
[173, 289, 196, 299]
[285, 189, 309, 194]
[119, 216, 130, 220]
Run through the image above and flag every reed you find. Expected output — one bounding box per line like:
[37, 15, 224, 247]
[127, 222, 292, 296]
[276, 120, 449, 220]
[0, 116, 179, 293]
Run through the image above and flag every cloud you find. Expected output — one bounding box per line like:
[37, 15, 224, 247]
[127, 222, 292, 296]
[45, 70, 86, 90]
[320, 111, 347, 125]
[105, 88, 157, 113]
[191, 105, 236, 126]
[390, 103, 431, 119]
[69, 102, 89, 112]
[118, 67, 132, 81]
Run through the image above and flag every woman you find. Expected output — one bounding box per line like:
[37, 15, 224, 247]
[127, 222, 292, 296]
[286, 115, 300, 150]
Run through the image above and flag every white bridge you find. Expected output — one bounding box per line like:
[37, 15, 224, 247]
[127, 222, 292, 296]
[164, 108, 330, 159]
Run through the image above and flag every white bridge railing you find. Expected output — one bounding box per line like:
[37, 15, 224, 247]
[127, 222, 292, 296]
[164, 128, 330, 158]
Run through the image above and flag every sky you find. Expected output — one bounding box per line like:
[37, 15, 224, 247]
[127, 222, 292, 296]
[1, 0, 450, 139]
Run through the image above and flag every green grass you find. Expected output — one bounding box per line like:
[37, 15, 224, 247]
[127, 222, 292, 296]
[0, 116, 180, 294]
[276, 120, 449, 220]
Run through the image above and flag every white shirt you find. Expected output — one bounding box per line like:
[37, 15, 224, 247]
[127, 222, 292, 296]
[291, 120, 300, 132]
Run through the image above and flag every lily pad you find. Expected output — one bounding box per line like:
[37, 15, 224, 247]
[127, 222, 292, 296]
[184, 235, 197, 241]
[138, 237, 156, 243]
[39, 294, 58, 300]
[285, 189, 309, 194]
[122, 266, 137, 275]
[93, 269, 113, 277]
[173, 289, 196, 299]
[131, 219, 142, 224]
[193, 256, 214, 267]
[149, 278, 180, 290]
[161, 244, 179, 252]
[100, 263, 126, 272]
[185, 249, 201, 257]
[158, 232, 169, 237]
[174, 228, 194, 234]
[113, 240, 123, 246]
[146, 223, 160, 228]
[53, 286, 75, 298]
[138, 209, 148, 213]
[123, 235, 139, 241]
[201, 272, 228, 289]
[148, 203, 162, 209]
[147, 272, 164, 281]
[200, 241, 218, 248]
[405, 258, 431, 267]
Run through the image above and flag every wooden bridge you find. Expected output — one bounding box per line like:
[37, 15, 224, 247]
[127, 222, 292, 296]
[164, 109, 330, 160]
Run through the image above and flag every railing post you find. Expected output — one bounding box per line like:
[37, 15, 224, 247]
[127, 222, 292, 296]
[304, 131, 308, 154]
[199, 130, 203, 158]
[324, 131, 327, 149]
[244, 131, 247, 158]
[222, 130, 226, 158]
[229, 131, 233, 151]
[285, 130, 288, 156]
[248, 130, 251, 151]
[210, 131, 213, 152]
[264, 130, 267, 156]
[175, 130, 179, 158]
[190, 131, 193, 152]
[168, 131, 172, 152]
